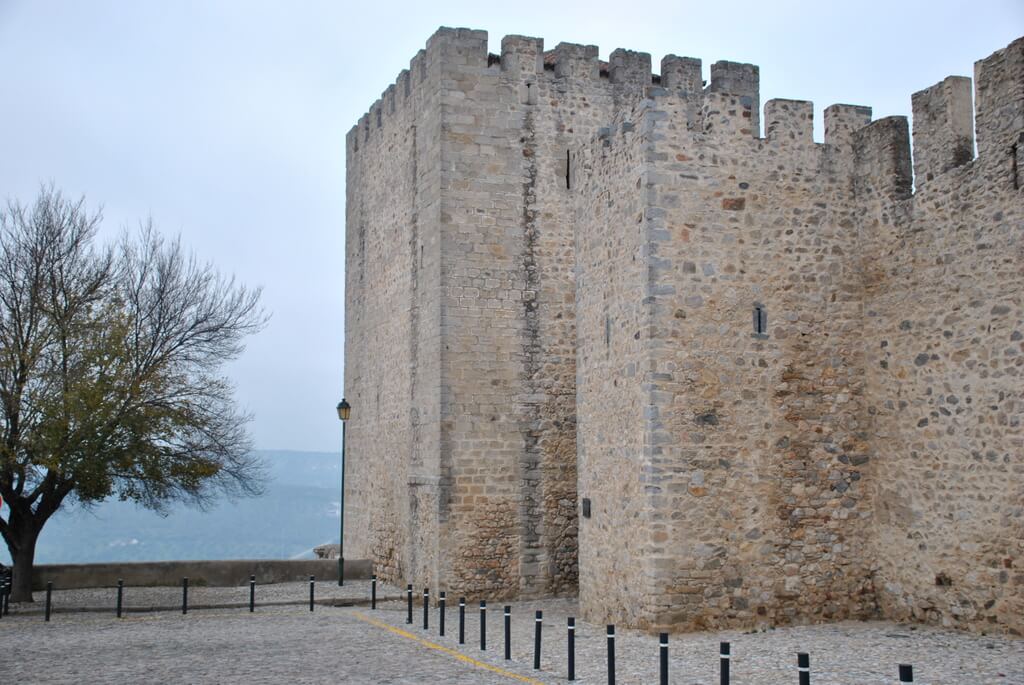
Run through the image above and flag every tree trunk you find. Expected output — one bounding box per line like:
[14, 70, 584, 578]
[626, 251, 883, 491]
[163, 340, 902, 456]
[8, 528, 39, 603]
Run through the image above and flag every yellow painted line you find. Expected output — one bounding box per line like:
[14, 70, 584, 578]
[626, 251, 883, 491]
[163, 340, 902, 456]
[352, 611, 545, 684]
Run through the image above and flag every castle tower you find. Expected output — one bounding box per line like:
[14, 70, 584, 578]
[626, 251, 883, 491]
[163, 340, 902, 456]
[345, 29, 1024, 634]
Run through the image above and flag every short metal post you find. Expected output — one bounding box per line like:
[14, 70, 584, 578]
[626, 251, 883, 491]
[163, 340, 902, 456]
[606, 625, 615, 685]
[534, 610, 542, 669]
[899, 664, 914, 683]
[406, 584, 413, 624]
[309, 575, 315, 612]
[567, 617, 576, 681]
[720, 641, 730, 685]
[439, 591, 446, 636]
[370, 574, 376, 610]
[798, 652, 810, 685]
[423, 588, 429, 630]
[249, 575, 256, 612]
[116, 579, 124, 618]
[480, 600, 487, 651]
[660, 633, 669, 685]
[44, 582, 52, 622]
[504, 606, 512, 661]
[459, 597, 466, 644]
[182, 577, 188, 615]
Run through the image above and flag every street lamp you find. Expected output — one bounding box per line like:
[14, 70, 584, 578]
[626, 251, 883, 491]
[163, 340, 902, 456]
[336, 398, 351, 585]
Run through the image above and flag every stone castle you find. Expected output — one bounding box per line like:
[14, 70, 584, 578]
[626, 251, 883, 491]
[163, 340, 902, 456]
[344, 28, 1023, 635]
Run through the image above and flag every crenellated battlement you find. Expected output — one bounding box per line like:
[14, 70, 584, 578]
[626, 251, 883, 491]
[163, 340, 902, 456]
[349, 27, 1023, 201]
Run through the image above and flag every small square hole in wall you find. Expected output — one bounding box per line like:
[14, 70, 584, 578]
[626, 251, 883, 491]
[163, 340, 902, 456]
[582, 498, 591, 519]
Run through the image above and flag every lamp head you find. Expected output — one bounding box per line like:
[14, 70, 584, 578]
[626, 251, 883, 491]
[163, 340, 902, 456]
[336, 398, 351, 421]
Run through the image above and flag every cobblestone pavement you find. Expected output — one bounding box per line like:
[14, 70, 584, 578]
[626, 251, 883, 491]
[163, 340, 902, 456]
[2, 587, 1021, 684]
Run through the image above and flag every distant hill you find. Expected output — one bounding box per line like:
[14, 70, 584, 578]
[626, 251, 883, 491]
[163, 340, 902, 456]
[0, 450, 342, 565]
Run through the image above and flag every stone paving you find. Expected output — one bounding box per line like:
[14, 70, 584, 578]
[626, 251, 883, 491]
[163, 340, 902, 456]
[2, 584, 1021, 683]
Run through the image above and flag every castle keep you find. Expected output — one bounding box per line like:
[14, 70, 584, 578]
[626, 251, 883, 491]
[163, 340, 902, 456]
[344, 28, 1023, 634]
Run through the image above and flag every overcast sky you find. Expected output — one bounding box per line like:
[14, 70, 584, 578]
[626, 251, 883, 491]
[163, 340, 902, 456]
[0, 1, 1020, 452]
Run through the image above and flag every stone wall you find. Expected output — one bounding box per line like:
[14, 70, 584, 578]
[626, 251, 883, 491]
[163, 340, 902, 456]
[860, 38, 1024, 634]
[344, 37, 443, 589]
[574, 68, 879, 631]
[32, 559, 372, 590]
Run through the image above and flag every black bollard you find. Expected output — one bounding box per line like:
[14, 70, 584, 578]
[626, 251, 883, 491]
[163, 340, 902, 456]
[720, 642, 730, 685]
[309, 575, 315, 612]
[371, 574, 377, 610]
[423, 588, 429, 630]
[182, 577, 188, 615]
[250, 575, 256, 612]
[504, 606, 511, 660]
[534, 610, 543, 670]
[459, 597, 466, 644]
[439, 591, 446, 637]
[480, 600, 487, 651]
[567, 617, 576, 681]
[606, 625, 615, 685]
[406, 584, 413, 624]
[660, 633, 669, 685]
[899, 664, 914, 683]
[116, 579, 124, 619]
[798, 652, 810, 685]
[44, 582, 52, 622]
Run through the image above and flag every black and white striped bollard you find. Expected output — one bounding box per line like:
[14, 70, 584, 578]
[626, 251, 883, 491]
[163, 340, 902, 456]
[249, 575, 256, 612]
[534, 610, 543, 669]
[720, 641, 730, 685]
[44, 581, 52, 622]
[567, 617, 576, 681]
[309, 575, 315, 612]
[798, 652, 810, 685]
[116, 579, 124, 618]
[480, 600, 487, 651]
[459, 597, 466, 644]
[899, 664, 914, 683]
[504, 606, 511, 660]
[182, 577, 188, 615]
[439, 591, 446, 636]
[660, 633, 669, 685]
[370, 574, 376, 610]
[406, 584, 413, 624]
[606, 625, 616, 685]
[423, 588, 429, 630]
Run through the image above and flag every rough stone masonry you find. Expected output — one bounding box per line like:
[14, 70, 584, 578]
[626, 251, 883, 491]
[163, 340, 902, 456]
[344, 28, 1023, 636]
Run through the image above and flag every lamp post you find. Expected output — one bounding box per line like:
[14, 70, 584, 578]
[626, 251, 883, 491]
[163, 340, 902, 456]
[336, 398, 351, 585]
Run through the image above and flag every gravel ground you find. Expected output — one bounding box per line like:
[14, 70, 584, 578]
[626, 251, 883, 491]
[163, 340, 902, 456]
[2, 587, 1021, 684]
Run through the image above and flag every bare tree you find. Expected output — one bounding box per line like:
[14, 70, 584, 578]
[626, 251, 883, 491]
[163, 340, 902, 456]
[0, 185, 268, 601]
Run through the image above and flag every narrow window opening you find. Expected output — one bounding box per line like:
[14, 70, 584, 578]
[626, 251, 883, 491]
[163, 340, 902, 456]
[566, 150, 571, 190]
[1012, 136, 1021, 190]
[605, 315, 611, 347]
[753, 304, 767, 337]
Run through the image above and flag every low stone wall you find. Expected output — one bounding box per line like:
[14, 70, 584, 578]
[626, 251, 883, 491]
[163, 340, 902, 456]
[32, 559, 373, 590]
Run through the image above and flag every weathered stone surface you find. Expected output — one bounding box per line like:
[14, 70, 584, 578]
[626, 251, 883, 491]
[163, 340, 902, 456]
[346, 28, 1024, 636]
